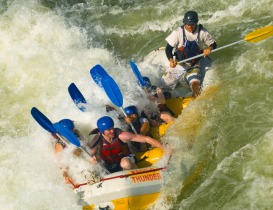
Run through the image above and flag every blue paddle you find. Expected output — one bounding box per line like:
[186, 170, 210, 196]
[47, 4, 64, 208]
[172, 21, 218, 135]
[31, 107, 71, 146]
[90, 64, 123, 112]
[90, 64, 109, 87]
[53, 123, 110, 174]
[101, 75, 138, 134]
[68, 83, 87, 112]
[129, 61, 146, 88]
[31, 107, 110, 173]
[53, 123, 81, 147]
[31, 107, 57, 134]
[101, 76, 123, 107]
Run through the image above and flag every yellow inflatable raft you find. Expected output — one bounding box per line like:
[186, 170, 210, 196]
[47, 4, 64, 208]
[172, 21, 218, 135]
[80, 97, 194, 210]
[150, 97, 194, 140]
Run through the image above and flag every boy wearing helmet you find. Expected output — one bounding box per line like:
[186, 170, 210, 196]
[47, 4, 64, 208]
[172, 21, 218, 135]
[88, 116, 168, 173]
[161, 10, 217, 97]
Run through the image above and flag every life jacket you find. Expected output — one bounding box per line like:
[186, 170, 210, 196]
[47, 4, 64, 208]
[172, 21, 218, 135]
[127, 113, 151, 152]
[175, 24, 203, 66]
[128, 119, 142, 134]
[127, 112, 150, 134]
[92, 128, 131, 165]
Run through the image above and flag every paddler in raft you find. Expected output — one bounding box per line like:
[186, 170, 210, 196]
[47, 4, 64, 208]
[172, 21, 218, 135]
[140, 76, 175, 139]
[106, 103, 153, 152]
[52, 119, 87, 186]
[53, 119, 85, 155]
[161, 10, 217, 97]
[123, 105, 152, 152]
[88, 116, 170, 173]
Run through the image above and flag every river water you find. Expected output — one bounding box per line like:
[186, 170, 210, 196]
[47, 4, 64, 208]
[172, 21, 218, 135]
[1, 0, 273, 209]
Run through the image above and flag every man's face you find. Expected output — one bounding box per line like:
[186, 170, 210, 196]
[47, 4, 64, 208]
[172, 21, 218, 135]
[185, 24, 197, 33]
[103, 127, 115, 138]
[128, 113, 138, 122]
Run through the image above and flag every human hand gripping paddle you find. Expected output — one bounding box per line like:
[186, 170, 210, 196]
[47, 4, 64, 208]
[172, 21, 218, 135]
[177, 25, 273, 64]
[31, 107, 110, 174]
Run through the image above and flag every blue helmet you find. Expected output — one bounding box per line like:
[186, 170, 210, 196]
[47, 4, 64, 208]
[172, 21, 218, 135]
[124, 105, 138, 115]
[142, 76, 151, 88]
[59, 119, 74, 130]
[97, 116, 114, 134]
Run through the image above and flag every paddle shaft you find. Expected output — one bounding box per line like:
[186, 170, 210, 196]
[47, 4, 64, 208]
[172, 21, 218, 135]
[178, 40, 244, 64]
[79, 146, 111, 174]
[55, 133, 72, 147]
[176, 25, 273, 64]
[101, 75, 139, 135]
[120, 108, 138, 134]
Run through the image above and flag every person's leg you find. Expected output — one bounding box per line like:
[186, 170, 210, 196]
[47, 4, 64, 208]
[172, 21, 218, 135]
[160, 111, 174, 124]
[185, 66, 201, 97]
[120, 156, 138, 170]
[190, 80, 201, 97]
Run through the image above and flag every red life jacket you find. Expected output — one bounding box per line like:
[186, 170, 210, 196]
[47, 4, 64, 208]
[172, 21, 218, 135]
[96, 128, 131, 165]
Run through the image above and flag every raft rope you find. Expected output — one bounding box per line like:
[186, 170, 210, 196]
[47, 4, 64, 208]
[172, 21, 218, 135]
[73, 154, 172, 189]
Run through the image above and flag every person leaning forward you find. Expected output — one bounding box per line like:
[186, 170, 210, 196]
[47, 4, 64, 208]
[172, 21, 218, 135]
[88, 116, 169, 173]
[52, 118, 85, 187]
[161, 10, 217, 97]
[124, 105, 151, 152]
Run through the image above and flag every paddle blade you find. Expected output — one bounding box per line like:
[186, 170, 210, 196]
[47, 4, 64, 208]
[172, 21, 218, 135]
[31, 107, 56, 134]
[244, 25, 273, 43]
[90, 64, 109, 87]
[68, 83, 87, 112]
[53, 123, 81, 147]
[129, 61, 146, 88]
[101, 76, 123, 107]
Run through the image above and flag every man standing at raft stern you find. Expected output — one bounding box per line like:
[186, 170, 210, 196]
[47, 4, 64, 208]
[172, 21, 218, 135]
[161, 10, 217, 97]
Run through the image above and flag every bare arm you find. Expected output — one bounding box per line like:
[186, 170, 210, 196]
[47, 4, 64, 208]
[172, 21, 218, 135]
[89, 144, 98, 156]
[119, 131, 165, 150]
[89, 144, 99, 164]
